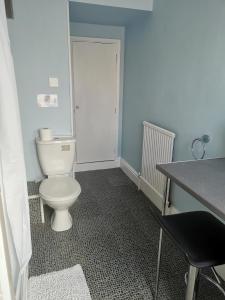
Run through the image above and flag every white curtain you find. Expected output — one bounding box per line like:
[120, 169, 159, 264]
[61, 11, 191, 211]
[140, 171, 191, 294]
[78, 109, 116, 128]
[0, 0, 32, 298]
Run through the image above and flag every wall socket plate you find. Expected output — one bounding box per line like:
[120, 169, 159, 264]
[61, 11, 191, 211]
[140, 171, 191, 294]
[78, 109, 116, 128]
[49, 77, 59, 88]
[37, 94, 58, 107]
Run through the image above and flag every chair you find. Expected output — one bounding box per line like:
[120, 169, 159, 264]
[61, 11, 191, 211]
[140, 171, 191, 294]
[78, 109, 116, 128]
[155, 211, 225, 300]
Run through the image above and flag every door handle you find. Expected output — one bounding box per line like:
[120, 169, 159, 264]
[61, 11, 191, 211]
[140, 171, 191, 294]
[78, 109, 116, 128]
[75, 105, 80, 109]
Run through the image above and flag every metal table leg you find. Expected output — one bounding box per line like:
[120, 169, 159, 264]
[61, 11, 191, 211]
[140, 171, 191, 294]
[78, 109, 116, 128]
[154, 228, 163, 300]
[154, 179, 170, 299]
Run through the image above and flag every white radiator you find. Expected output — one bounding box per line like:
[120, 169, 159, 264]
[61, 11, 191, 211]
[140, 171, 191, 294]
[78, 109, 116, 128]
[140, 121, 175, 211]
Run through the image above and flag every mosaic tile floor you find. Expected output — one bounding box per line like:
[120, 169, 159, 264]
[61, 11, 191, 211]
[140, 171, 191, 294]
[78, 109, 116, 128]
[29, 168, 224, 299]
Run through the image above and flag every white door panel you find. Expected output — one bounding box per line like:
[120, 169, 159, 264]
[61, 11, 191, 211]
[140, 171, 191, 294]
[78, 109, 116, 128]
[72, 41, 118, 163]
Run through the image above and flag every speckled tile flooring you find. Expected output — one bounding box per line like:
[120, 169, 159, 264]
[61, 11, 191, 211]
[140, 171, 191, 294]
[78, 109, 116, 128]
[29, 168, 225, 299]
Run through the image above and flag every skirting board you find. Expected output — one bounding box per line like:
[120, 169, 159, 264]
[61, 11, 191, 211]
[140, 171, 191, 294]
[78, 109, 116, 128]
[120, 158, 164, 211]
[120, 158, 225, 281]
[139, 176, 164, 211]
[74, 158, 121, 172]
[120, 158, 139, 186]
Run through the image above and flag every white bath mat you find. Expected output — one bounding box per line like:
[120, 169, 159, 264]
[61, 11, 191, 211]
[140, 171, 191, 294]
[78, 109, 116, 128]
[28, 264, 92, 300]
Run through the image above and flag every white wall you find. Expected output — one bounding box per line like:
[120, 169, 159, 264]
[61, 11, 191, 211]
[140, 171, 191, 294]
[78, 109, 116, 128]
[70, 0, 153, 11]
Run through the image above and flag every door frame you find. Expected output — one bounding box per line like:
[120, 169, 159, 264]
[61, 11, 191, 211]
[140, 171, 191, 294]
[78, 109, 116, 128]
[70, 36, 121, 171]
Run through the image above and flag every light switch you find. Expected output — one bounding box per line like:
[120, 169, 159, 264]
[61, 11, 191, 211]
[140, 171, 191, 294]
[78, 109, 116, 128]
[37, 94, 58, 107]
[49, 77, 59, 87]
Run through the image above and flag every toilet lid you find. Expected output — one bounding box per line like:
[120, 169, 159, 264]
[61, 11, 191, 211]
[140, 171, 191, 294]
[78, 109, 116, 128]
[39, 176, 81, 202]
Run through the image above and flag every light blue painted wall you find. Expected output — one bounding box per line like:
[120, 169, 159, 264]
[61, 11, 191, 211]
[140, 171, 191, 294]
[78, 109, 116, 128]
[70, 22, 125, 156]
[122, 0, 225, 211]
[70, 22, 125, 40]
[8, 0, 72, 181]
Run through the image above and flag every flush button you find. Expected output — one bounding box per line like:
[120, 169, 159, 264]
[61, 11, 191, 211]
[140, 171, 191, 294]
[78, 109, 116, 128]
[62, 145, 70, 151]
[37, 94, 58, 107]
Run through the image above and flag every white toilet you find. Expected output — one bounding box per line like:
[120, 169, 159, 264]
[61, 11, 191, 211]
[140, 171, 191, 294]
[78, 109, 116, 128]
[36, 136, 81, 232]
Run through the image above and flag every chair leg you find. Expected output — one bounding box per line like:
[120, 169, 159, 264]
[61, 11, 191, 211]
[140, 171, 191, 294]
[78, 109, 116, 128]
[212, 267, 223, 285]
[185, 270, 200, 300]
[40, 198, 45, 223]
[185, 265, 199, 300]
[201, 270, 225, 296]
[154, 228, 163, 300]
[194, 271, 200, 300]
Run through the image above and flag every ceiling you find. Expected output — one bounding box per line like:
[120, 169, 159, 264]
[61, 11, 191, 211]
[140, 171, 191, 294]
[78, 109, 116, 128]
[69, 2, 151, 26]
[69, 0, 153, 11]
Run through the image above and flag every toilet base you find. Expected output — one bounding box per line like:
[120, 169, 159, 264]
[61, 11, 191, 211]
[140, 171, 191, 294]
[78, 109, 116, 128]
[51, 209, 72, 232]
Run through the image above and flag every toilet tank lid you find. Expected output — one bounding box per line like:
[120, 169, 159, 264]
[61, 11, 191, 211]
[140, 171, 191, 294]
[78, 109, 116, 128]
[36, 136, 75, 145]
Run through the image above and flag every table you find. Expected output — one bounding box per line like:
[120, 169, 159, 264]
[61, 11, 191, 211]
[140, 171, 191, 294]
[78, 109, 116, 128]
[157, 158, 225, 220]
[155, 158, 225, 300]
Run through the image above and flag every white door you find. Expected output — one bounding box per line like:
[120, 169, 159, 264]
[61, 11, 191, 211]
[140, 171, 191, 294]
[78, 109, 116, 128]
[72, 39, 119, 164]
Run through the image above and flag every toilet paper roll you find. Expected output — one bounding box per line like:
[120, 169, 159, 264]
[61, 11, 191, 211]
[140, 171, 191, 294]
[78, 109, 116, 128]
[39, 128, 53, 141]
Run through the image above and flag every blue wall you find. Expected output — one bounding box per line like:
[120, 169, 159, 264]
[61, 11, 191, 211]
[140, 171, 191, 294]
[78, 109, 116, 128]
[70, 22, 125, 39]
[122, 0, 225, 211]
[8, 0, 72, 181]
[70, 22, 125, 156]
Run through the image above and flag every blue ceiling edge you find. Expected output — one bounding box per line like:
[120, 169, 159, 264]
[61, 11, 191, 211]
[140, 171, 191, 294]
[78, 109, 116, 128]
[69, 0, 153, 12]
[69, 1, 151, 26]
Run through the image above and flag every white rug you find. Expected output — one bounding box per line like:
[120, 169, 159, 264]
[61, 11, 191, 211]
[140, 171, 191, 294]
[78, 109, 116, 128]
[28, 265, 92, 300]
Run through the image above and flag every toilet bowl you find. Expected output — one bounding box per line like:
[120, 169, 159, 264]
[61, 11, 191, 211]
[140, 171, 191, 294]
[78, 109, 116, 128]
[40, 176, 81, 231]
[36, 135, 81, 232]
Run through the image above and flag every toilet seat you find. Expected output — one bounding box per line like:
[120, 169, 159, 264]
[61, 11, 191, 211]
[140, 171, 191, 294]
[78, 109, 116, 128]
[40, 176, 81, 202]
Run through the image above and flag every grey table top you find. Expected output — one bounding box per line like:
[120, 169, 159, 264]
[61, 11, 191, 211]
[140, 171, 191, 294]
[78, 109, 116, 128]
[157, 158, 225, 220]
